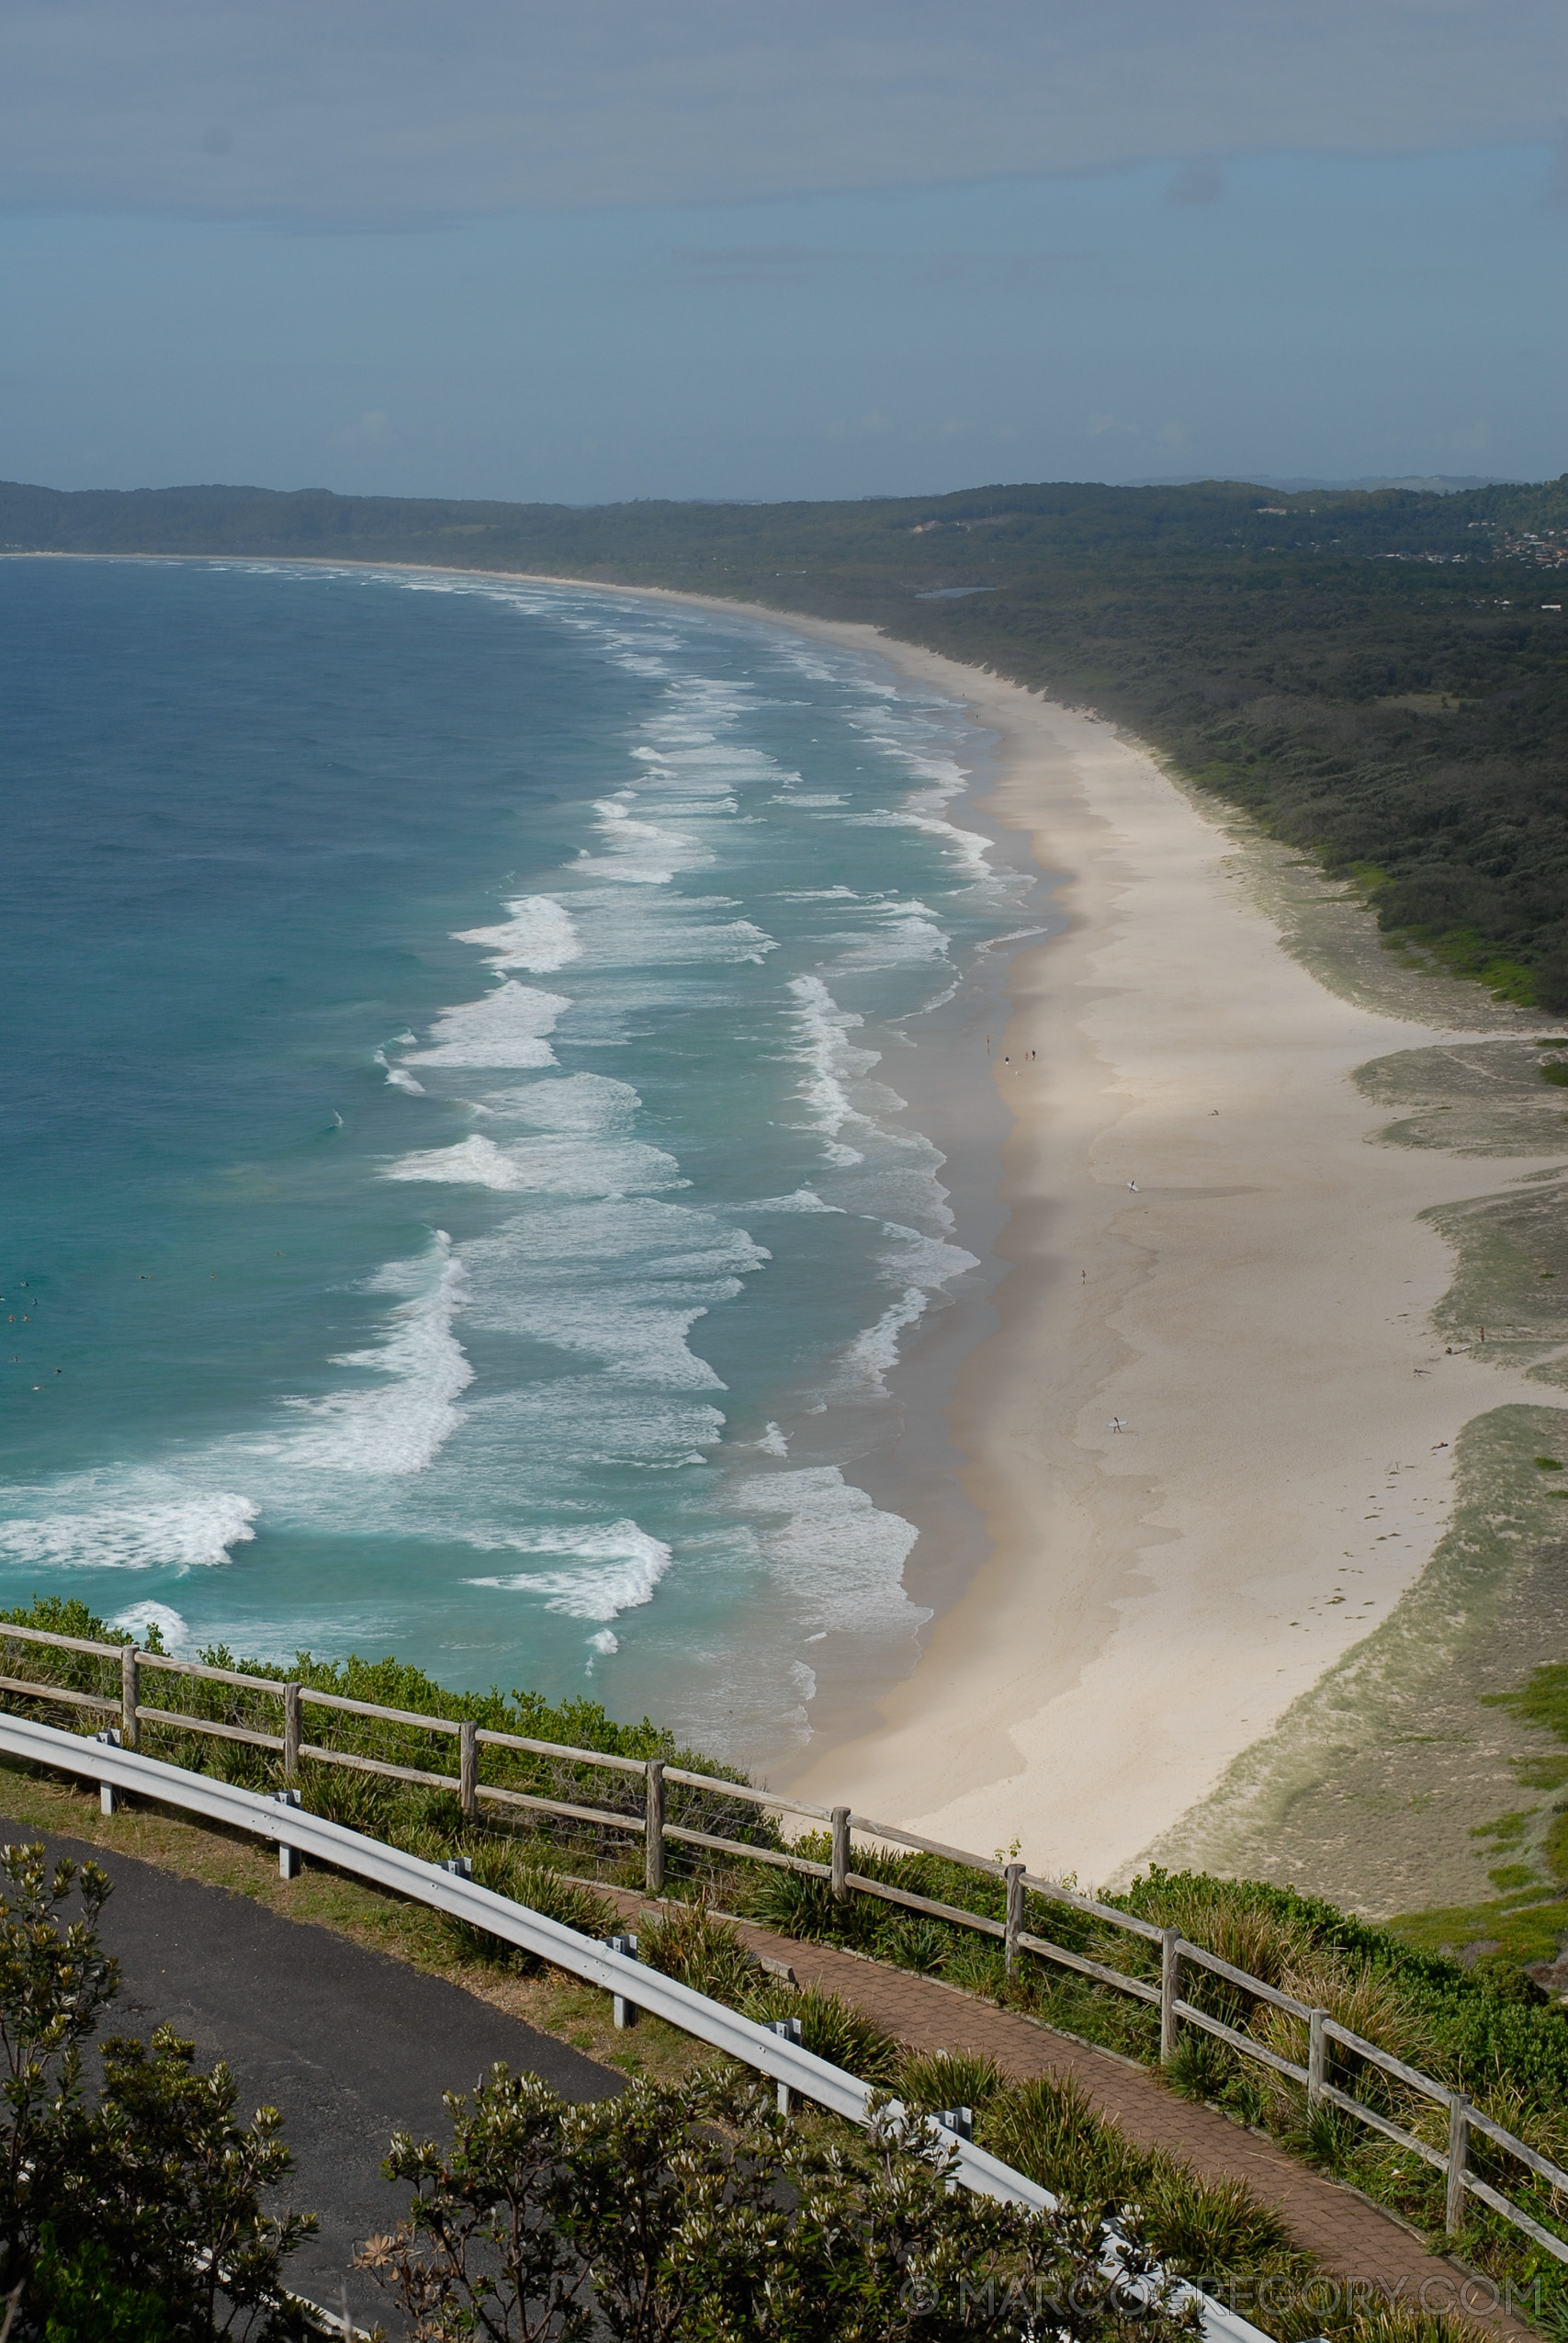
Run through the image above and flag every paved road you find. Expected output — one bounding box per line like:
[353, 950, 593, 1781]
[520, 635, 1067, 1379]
[3, 1818, 620, 2332]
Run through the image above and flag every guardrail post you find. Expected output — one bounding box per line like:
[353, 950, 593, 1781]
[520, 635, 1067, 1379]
[645, 1759, 666, 1895]
[283, 1684, 301, 1781]
[609, 1933, 639, 2029]
[1446, 2091, 1472, 2235]
[120, 1647, 140, 1751]
[1159, 1929, 1182, 2064]
[94, 1728, 122, 1815]
[770, 2015, 804, 2115]
[459, 1721, 478, 1820]
[1307, 2008, 1327, 2106]
[830, 1805, 851, 1901]
[1004, 1862, 1025, 1975]
[273, 1787, 303, 1878]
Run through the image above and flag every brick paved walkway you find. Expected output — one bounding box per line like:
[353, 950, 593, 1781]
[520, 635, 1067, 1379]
[594, 1886, 1535, 2336]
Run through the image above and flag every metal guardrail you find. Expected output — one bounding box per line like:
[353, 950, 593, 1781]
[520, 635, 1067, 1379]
[0, 1711, 1269, 2343]
[4, 1622, 1566, 2265]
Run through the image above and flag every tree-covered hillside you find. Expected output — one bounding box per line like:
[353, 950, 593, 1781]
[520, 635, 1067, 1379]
[6, 472, 1567, 1003]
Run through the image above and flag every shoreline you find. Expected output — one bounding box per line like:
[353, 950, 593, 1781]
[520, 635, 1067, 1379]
[19, 552, 1568, 1885]
[772, 644, 1567, 1883]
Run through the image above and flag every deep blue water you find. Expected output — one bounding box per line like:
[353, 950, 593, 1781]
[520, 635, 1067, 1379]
[0, 558, 1033, 1755]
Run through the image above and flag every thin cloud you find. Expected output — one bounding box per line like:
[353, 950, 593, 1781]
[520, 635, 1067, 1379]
[682, 244, 826, 281]
[2, 0, 1564, 226]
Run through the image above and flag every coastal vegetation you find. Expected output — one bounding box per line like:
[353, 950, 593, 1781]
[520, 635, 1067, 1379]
[5, 1598, 1568, 2324]
[5, 471, 1567, 1005]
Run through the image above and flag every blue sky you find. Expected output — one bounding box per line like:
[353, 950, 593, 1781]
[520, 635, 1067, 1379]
[3, 1, 1564, 501]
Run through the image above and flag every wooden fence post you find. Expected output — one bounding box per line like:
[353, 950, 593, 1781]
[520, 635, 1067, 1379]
[1446, 2091, 1472, 2235]
[1307, 2009, 1327, 2106]
[1004, 1862, 1025, 1975]
[1159, 1929, 1182, 2065]
[283, 1684, 301, 1781]
[120, 1647, 140, 1751]
[645, 1760, 666, 1895]
[459, 1721, 478, 1821]
[830, 1806, 851, 1901]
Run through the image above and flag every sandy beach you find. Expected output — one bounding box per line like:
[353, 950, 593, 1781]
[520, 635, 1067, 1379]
[713, 617, 1568, 1889]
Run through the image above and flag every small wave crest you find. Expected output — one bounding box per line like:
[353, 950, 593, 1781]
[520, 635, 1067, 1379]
[735, 1465, 925, 1636]
[111, 1600, 194, 1651]
[481, 1074, 640, 1134]
[468, 1518, 671, 1621]
[785, 975, 879, 1168]
[385, 1132, 682, 1198]
[374, 1048, 426, 1095]
[263, 1236, 473, 1476]
[453, 894, 581, 974]
[0, 1488, 257, 1573]
[404, 981, 571, 1068]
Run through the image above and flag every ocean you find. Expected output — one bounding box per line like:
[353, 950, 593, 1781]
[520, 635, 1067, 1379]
[0, 557, 1041, 1760]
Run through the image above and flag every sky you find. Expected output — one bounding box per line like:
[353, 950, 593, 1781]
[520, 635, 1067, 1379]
[3, 0, 1565, 503]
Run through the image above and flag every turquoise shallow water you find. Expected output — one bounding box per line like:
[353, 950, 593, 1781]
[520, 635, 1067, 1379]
[0, 558, 1039, 1756]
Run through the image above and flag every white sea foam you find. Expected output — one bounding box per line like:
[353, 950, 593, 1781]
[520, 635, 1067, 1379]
[481, 1074, 641, 1134]
[460, 1383, 723, 1469]
[785, 976, 880, 1167]
[468, 1518, 671, 1620]
[453, 894, 581, 973]
[878, 1221, 981, 1290]
[404, 981, 571, 1068]
[459, 1200, 767, 1388]
[832, 901, 951, 972]
[734, 1466, 925, 1636]
[374, 1049, 426, 1095]
[837, 1288, 931, 1395]
[258, 1237, 473, 1475]
[111, 1600, 193, 1652]
[538, 888, 773, 969]
[748, 1188, 844, 1214]
[0, 1488, 258, 1572]
[385, 1132, 682, 1197]
[757, 1422, 789, 1455]
[576, 800, 702, 886]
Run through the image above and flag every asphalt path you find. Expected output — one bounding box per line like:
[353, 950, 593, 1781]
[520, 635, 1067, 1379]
[3, 1817, 622, 2332]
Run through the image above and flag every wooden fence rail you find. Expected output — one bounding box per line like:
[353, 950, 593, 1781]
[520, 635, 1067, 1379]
[2, 1618, 1564, 2264]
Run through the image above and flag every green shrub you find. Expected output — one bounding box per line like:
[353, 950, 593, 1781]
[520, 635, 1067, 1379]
[1164, 2029, 1235, 2105]
[637, 1900, 761, 2004]
[442, 1844, 615, 1969]
[1135, 2168, 1293, 2271]
[895, 2047, 1008, 2116]
[979, 2073, 1135, 2207]
[741, 1982, 901, 2081]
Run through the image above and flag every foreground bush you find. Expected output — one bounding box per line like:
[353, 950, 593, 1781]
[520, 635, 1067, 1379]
[359, 2064, 1198, 2343]
[0, 1843, 319, 2340]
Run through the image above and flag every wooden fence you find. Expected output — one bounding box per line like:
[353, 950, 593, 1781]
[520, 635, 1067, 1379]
[3, 1617, 1565, 2265]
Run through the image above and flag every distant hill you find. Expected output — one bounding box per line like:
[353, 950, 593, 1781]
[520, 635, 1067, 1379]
[1133, 473, 1520, 494]
[6, 471, 1568, 1006]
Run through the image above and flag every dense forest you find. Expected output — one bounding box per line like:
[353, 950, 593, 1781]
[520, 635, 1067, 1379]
[6, 470, 1567, 1005]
